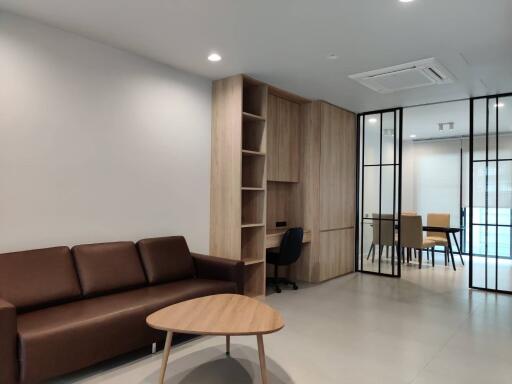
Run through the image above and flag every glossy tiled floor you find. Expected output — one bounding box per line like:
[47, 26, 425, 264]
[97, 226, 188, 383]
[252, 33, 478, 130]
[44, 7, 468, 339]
[55, 255, 512, 384]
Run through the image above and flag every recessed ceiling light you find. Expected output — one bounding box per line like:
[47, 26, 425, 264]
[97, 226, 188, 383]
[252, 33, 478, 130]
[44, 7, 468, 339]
[410, 134, 417, 138]
[438, 122, 455, 131]
[369, 117, 378, 124]
[495, 102, 505, 108]
[327, 53, 339, 60]
[399, 0, 415, 2]
[207, 53, 222, 62]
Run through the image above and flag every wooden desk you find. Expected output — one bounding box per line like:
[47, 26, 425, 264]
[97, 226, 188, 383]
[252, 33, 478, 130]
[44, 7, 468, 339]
[265, 229, 312, 248]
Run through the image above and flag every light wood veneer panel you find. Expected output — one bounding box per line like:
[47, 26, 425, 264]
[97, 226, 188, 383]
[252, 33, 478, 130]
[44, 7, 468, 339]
[266, 181, 300, 229]
[266, 94, 279, 181]
[241, 226, 265, 263]
[290, 102, 322, 282]
[242, 190, 265, 226]
[320, 103, 357, 231]
[318, 228, 355, 281]
[277, 97, 300, 182]
[267, 94, 300, 182]
[210, 75, 243, 260]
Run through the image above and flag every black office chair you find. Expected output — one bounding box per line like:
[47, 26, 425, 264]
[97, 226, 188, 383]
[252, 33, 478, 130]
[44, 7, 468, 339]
[266, 227, 304, 293]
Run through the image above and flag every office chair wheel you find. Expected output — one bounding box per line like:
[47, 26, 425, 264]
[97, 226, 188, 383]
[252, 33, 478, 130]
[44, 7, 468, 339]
[275, 286, 282, 293]
[292, 283, 298, 290]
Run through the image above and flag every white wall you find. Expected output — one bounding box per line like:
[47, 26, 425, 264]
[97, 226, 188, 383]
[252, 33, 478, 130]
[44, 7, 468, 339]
[0, 13, 212, 253]
[402, 139, 462, 227]
[401, 141, 416, 213]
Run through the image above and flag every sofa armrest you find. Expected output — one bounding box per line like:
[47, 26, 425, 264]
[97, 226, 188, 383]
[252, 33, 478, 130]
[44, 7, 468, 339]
[0, 298, 17, 384]
[191, 253, 244, 294]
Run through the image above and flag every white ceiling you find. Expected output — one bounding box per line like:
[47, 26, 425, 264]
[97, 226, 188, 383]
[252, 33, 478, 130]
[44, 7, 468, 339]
[364, 96, 512, 141]
[1, 0, 511, 112]
[403, 100, 470, 140]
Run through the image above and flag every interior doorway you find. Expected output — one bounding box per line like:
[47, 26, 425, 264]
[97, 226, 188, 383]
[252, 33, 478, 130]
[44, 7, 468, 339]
[356, 95, 512, 295]
[356, 108, 402, 277]
[401, 100, 469, 271]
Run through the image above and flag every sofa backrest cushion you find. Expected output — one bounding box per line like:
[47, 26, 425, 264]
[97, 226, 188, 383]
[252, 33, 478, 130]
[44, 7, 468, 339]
[137, 236, 195, 284]
[72, 242, 146, 296]
[0, 247, 81, 311]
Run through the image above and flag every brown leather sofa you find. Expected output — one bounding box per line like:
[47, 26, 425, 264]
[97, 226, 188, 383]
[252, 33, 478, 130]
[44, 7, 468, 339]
[0, 236, 244, 384]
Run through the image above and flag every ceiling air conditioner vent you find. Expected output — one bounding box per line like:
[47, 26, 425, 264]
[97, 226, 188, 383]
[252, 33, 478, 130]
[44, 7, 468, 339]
[349, 58, 454, 94]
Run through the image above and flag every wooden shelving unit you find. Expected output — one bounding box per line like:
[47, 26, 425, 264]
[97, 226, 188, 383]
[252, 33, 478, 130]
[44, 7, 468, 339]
[242, 189, 264, 224]
[242, 116, 265, 153]
[242, 149, 265, 156]
[244, 262, 265, 298]
[241, 223, 265, 228]
[210, 75, 268, 298]
[211, 73, 356, 291]
[242, 156, 265, 188]
[242, 111, 265, 122]
[243, 257, 265, 265]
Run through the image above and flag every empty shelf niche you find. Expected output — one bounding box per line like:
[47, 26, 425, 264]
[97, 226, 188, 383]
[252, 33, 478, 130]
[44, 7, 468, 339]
[242, 119, 265, 153]
[243, 82, 266, 118]
[242, 155, 265, 189]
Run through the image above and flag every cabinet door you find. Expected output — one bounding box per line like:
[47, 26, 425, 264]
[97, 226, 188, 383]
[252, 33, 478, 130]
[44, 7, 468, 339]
[267, 94, 300, 182]
[277, 97, 300, 182]
[318, 228, 355, 281]
[320, 103, 356, 230]
[266, 94, 280, 181]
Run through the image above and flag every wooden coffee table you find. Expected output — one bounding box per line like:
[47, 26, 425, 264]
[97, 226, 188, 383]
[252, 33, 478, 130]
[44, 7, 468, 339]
[146, 294, 284, 384]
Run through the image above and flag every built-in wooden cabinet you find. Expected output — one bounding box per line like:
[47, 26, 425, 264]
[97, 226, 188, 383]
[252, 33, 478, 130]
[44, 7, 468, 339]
[211, 75, 356, 290]
[319, 228, 355, 281]
[210, 75, 267, 298]
[293, 101, 357, 283]
[267, 94, 300, 182]
[320, 102, 356, 230]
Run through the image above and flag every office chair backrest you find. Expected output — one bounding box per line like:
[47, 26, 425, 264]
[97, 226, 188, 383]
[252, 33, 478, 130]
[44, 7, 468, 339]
[279, 228, 304, 265]
[372, 213, 395, 246]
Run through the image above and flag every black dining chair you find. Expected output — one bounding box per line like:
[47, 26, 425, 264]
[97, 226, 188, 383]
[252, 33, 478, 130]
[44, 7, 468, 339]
[266, 227, 304, 293]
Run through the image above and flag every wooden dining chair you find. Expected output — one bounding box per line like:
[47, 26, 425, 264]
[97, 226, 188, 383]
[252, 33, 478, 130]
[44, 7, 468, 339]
[398, 211, 417, 260]
[399, 215, 435, 268]
[367, 214, 395, 263]
[425, 213, 450, 266]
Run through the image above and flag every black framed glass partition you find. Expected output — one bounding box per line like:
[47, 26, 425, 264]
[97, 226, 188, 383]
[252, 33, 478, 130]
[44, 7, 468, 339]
[402, 100, 470, 260]
[470, 94, 512, 293]
[356, 108, 402, 277]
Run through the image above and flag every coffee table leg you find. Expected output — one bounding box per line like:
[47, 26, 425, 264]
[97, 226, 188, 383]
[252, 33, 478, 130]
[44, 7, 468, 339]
[159, 331, 173, 384]
[226, 335, 230, 355]
[257, 334, 268, 384]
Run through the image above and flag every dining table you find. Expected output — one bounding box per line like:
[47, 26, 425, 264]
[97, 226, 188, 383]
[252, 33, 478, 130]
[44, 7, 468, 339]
[393, 224, 463, 271]
[422, 226, 463, 271]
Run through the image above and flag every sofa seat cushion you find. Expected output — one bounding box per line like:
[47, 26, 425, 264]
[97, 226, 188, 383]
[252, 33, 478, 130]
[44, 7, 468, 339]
[137, 236, 195, 284]
[72, 241, 147, 297]
[16, 278, 237, 383]
[0, 247, 81, 312]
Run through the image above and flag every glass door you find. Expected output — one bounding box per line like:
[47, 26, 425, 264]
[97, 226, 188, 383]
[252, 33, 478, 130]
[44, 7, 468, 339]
[470, 94, 512, 293]
[356, 108, 402, 277]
